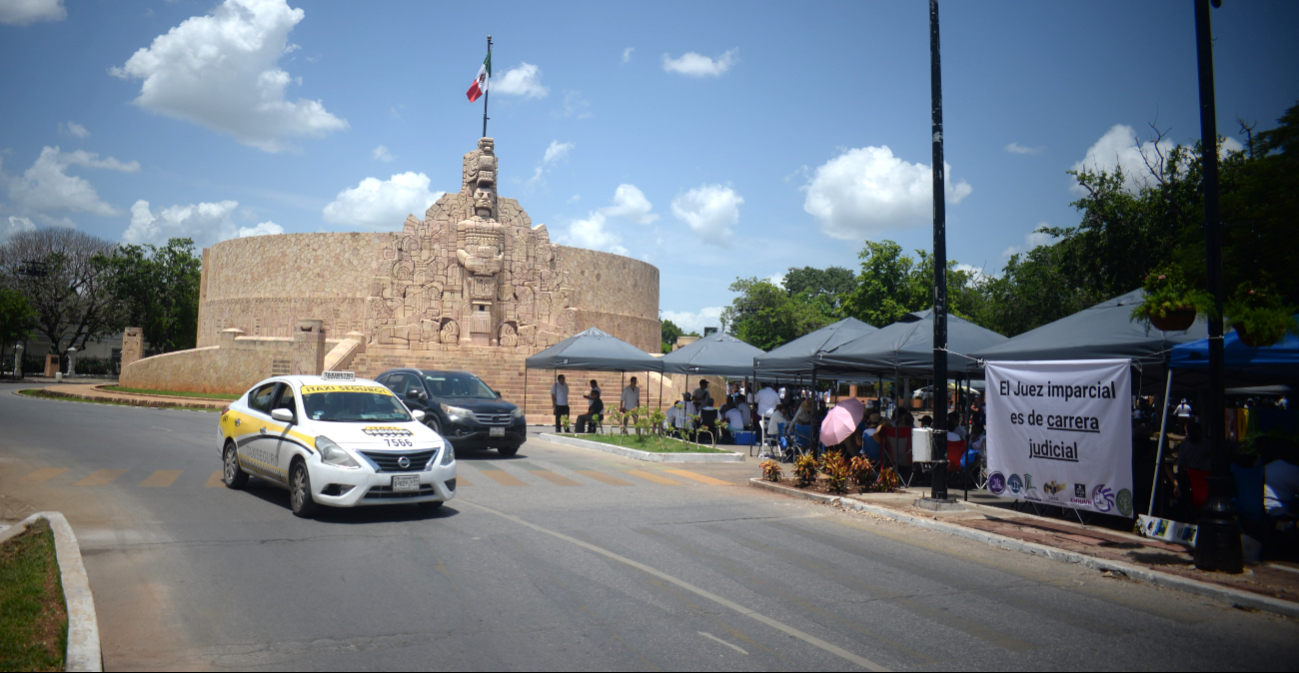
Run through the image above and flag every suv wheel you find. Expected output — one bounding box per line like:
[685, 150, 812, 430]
[223, 443, 248, 489]
[497, 445, 519, 457]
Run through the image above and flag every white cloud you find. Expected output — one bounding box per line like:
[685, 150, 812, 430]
[372, 145, 394, 162]
[492, 62, 548, 99]
[954, 263, 992, 285]
[563, 211, 626, 256]
[237, 220, 284, 238]
[557, 90, 591, 119]
[1001, 224, 1058, 258]
[60, 121, 89, 139]
[662, 306, 724, 335]
[662, 49, 738, 77]
[111, 0, 347, 152]
[0, 0, 65, 25]
[123, 199, 273, 247]
[622, 47, 635, 64]
[802, 145, 972, 240]
[527, 140, 573, 191]
[767, 273, 785, 289]
[567, 194, 581, 204]
[672, 184, 743, 246]
[7, 146, 137, 219]
[1004, 142, 1041, 155]
[322, 172, 443, 230]
[2, 215, 37, 243]
[1070, 125, 1173, 195]
[601, 184, 658, 225]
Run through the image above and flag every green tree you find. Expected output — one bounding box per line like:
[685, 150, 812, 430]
[782, 266, 857, 316]
[0, 287, 37, 374]
[661, 318, 685, 353]
[843, 240, 986, 328]
[99, 238, 202, 354]
[721, 277, 833, 351]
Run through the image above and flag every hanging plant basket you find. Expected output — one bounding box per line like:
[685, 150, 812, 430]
[1150, 309, 1197, 332]
[1234, 324, 1259, 348]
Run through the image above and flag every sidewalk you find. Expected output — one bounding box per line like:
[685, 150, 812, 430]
[20, 383, 227, 411]
[751, 478, 1299, 615]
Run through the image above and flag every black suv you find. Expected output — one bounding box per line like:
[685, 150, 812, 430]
[376, 369, 526, 456]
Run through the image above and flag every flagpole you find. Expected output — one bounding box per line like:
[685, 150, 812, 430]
[482, 35, 492, 138]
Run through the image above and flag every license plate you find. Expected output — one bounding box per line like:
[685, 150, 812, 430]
[392, 475, 419, 492]
[489, 427, 505, 437]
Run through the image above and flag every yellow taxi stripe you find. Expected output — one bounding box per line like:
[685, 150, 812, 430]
[665, 469, 732, 486]
[74, 469, 127, 487]
[21, 468, 68, 484]
[140, 470, 182, 488]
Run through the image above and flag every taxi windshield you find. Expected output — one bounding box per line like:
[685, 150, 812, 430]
[302, 388, 411, 423]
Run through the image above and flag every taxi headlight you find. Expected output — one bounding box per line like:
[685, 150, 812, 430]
[441, 403, 473, 420]
[316, 436, 360, 469]
[439, 443, 455, 466]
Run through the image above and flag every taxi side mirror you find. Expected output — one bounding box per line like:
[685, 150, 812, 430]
[271, 408, 294, 424]
[411, 409, 426, 423]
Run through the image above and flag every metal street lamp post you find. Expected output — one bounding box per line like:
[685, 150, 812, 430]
[1192, 0, 1243, 574]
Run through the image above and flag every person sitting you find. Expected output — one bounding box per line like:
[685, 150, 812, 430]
[724, 402, 746, 432]
[736, 398, 752, 427]
[575, 379, 604, 433]
[919, 415, 933, 429]
[792, 399, 814, 426]
[767, 402, 790, 440]
[1264, 442, 1299, 518]
[948, 411, 966, 441]
[665, 393, 695, 437]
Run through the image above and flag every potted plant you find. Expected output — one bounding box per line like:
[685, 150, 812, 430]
[1131, 264, 1214, 332]
[1226, 281, 1298, 348]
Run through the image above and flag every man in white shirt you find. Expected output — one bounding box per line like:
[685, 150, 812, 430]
[724, 403, 746, 431]
[551, 375, 570, 432]
[756, 384, 781, 419]
[620, 377, 641, 428]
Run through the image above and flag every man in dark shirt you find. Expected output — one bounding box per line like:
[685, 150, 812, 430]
[576, 380, 604, 433]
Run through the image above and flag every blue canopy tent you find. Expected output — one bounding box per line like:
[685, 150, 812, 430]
[1170, 326, 1299, 381]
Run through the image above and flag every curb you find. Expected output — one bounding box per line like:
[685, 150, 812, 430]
[0, 512, 102, 672]
[749, 478, 1299, 619]
[541, 433, 746, 463]
[14, 386, 224, 411]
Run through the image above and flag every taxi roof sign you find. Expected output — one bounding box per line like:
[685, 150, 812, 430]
[321, 371, 356, 381]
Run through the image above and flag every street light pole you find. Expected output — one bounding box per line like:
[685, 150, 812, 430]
[928, 0, 951, 503]
[1192, 0, 1243, 574]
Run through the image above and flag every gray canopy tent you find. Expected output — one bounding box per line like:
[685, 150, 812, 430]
[523, 327, 664, 422]
[661, 331, 765, 377]
[753, 317, 878, 385]
[817, 309, 1008, 378]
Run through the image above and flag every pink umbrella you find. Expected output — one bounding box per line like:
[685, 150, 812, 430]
[835, 398, 865, 425]
[820, 406, 858, 446]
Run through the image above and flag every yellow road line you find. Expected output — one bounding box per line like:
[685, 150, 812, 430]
[140, 470, 183, 488]
[623, 470, 681, 486]
[577, 470, 633, 486]
[74, 469, 127, 487]
[665, 469, 732, 486]
[529, 470, 581, 487]
[205, 471, 224, 488]
[479, 470, 528, 487]
[21, 468, 68, 484]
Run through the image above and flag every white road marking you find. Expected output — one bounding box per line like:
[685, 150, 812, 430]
[460, 500, 889, 672]
[699, 631, 748, 655]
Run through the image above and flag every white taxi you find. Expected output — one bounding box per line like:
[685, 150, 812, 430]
[218, 372, 456, 517]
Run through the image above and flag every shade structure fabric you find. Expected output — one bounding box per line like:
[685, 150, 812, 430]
[970, 289, 1207, 365]
[524, 327, 663, 372]
[660, 331, 766, 377]
[753, 317, 878, 377]
[1169, 322, 1299, 381]
[816, 309, 1008, 377]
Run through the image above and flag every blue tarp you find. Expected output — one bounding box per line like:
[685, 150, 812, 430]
[1169, 324, 1299, 380]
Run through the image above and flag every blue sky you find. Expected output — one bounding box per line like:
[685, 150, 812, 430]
[2, 0, 1296, 334]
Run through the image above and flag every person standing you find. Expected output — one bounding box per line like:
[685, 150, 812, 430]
[551, 374, 570, 433]
[692, 379, 714, 410]
[756, 382, 780, 422]
[620, 376, 641, 427]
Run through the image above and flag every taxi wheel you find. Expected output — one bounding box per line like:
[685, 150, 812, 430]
[223, 443, 248, 489]
[289, 461, 319, 518]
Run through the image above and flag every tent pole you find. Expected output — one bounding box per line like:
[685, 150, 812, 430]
[1150, 367, 1174, 518]
[524, 366, 529, 426]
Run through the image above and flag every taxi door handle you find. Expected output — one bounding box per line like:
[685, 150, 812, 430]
[259, 427, 267, 435]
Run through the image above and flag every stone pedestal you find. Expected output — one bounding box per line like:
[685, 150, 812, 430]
[292, 319, 326, 376]
[43, 354, 59, 378]
[121, 327, 144, 369]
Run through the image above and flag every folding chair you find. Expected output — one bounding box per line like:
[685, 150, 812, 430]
[695, 408, 720, 447]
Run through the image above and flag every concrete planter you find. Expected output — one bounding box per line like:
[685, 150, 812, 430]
[540, 432, 745, 463]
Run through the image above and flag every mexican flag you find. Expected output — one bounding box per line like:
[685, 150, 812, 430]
[466, 53, 491, 102]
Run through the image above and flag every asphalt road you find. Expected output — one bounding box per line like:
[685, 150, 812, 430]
[2, 381, 1297, 671]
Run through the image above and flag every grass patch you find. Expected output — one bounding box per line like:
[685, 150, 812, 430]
[19, 388, 220, 412]
[559, 432, 731, 453]
[103, 385, 240, 400]
[0, 520, 68, 672]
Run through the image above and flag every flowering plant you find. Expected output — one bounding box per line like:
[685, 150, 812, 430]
[1131, 264, 1214, 324]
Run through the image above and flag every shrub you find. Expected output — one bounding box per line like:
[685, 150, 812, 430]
[848, 455, 875, 493]
[875, 467, 901, 493]
[1226, 280, 1298, 347]
[760, 459, 783, 482]
[1131, 264, 1214, 324]
[821, 450, 849, 494]
[793, 453, 819, 488]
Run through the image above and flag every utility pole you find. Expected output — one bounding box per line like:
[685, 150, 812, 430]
[928, 0, 952, 504]
[1192, 0, 1243, 574]
[483, 36, 492, 138]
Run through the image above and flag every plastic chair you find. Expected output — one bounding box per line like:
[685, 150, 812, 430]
[1187, 467, 1211, 509]
[946, 439, 967, 473]
[792, 424, 813, 457]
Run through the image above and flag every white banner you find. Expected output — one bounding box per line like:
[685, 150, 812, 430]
[985, 359, 1135, 517]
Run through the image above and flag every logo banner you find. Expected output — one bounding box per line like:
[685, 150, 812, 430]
[985, 359, 1134, 517]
